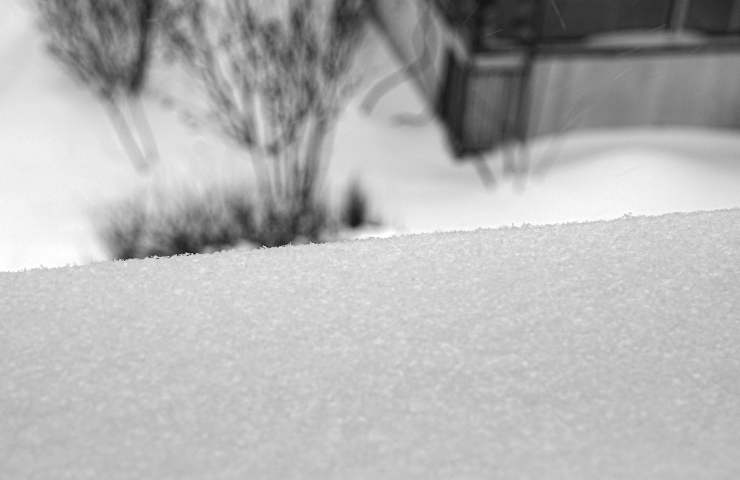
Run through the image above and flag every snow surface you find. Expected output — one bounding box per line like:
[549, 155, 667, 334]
[3, 1, 740, 272]
[1, 209, 739, 479]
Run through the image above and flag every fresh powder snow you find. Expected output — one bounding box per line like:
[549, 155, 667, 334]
[1, 209, 739, 479]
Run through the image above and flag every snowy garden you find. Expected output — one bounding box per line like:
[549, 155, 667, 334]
[2, 0, 740, 271]
[1, 0, 740, 477]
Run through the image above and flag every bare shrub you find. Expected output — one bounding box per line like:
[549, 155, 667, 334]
[96, 183, 337, 260]
[161, 0, 366, 245]
[35, 0, 161, 171]
[98, 185, 255, 260]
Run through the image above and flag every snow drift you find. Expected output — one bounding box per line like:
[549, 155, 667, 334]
[1, 209, 739, 479]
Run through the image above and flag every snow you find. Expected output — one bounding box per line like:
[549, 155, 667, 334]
[1, 209, 739, 479]
[3, 3, 739, 477]
[3, 1, 740, 271]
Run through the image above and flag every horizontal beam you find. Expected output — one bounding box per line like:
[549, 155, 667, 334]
[477, 37, 740, 59]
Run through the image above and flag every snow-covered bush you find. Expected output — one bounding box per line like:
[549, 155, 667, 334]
[34, 0, 161, 171]
[160, 0, 366, 245]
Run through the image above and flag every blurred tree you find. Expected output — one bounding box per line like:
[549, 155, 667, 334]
[161, 0, 366, 246]
[35, 0, 161, 172]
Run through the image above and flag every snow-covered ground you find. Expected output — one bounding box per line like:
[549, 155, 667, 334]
[2, 1, 740, 272]
[2, 209, 739, 479]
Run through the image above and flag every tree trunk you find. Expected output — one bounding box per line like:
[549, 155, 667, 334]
[300, 116, 329, 206]
[103, 98, 149, 172]
[129, 0, 156, 94]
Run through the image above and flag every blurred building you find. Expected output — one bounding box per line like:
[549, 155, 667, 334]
[371, 0, 740, 156]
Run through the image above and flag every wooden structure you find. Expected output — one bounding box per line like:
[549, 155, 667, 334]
[371, 0, 740, 156]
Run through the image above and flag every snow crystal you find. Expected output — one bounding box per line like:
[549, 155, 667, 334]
[1, 209, 739, 479]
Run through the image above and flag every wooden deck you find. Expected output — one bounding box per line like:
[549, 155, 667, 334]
[372, 0, 740, 155]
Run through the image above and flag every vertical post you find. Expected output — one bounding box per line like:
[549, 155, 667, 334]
[471, 0, 485, 52]
[512, 0, 545, 145]
[504, 0, 544, 176]
[671, 0, 691, 31]
[729, 0, 740, 32]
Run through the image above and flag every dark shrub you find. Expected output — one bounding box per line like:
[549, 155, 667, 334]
[96, 183, 337, 260]
[35, 0, 161, 171]
[98, 187, 253, 260]
[254, 201, 333, 248]
[35, 0, 160, 98]
[160, 0, 366, 241]
[341, 181, 370, 229]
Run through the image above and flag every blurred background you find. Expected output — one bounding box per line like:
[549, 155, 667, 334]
[2, 0, 740, 272]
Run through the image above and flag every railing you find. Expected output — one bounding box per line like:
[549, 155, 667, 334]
[426, 0, 740, 156]
[432, 0, 740, 54]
